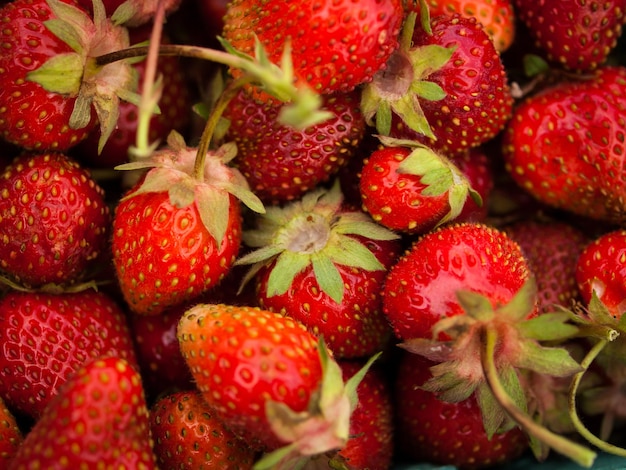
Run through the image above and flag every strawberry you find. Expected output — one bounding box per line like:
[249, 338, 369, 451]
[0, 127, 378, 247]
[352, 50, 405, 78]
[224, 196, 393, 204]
[407, 0, 516, 52]
[359, 141, 485, 235]
[575, 229, 626, 319]
[8, 356, 157, 469]
[502, 66, 626, 225]
[505, 219, 589, 313]
[394, 351, 528, 468]
[0, 152, 110, 288]
[361, 12, 514, 156]
[111, 131, 264, 316]
[177, 303, 379, 468]
[0, 0, 139, 152]
[235, 182, 402, 359]
[512, 0, 626, 72]
[221, 0, 404, 98]
[0, 289, 138, 418]
[0, 396, 23, 463]
[222, 89, 366, 205]
[150, 390, 256, 469]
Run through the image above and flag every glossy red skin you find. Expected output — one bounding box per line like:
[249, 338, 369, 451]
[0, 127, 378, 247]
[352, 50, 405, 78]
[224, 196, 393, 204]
[9, 357, 157, 469]
[224, 89, 366, 205]
[360, 147, 492, 234]
[502, 66, 626, 225]
[0, 290, 138, 418]
[222, 0, 404, 96]
[0, 153, 110, 287]
[112, 190, 242, 315]
[505, 219, 588, 313]
[394, 352, 528, 469]
[150, 390, 256, 469]
[0, 0, 96, 151]
[333, 361, 394, 470]
[575, 229, 626, 319]
[177, 304, 324, 451]
[382, 222, 532, 341]
[256, 236, 402, 359]
[391, 14, 513, 156]
[513, 0, 626, 72]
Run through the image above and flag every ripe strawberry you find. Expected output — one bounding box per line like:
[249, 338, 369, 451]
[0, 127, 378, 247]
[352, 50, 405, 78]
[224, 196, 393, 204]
[512, 0, 626, 72]
[0, 396, 23, 463]
[502, 66, 626, 225]
[8, 356, 157, 469]
[221, 0, 404, 97]
[394, 351, 528, 468]
[575, 229, 626, 319]
[0, 152, 110, 288]
[408, 0, 516, 52]
[362, 12, 514, 156]
[235, 182, 402, 359]
[112, 131, 264, 316]
[359, 142, 485, 235]
[222, 89, 366, 204]
[150, 390, 256, 469]
[505, 219, 588, 313]
[0, 0, 139, 152]
[0, 289, 138, 418]
[177, 303, 379, 467]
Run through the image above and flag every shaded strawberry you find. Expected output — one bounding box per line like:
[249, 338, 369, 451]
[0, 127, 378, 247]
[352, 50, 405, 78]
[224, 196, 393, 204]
[8, 356, 157, 469]
[0, 396, 23, 463]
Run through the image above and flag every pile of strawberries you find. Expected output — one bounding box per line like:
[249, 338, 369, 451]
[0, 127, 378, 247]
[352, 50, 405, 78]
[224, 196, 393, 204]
[0, 0, 625, 468]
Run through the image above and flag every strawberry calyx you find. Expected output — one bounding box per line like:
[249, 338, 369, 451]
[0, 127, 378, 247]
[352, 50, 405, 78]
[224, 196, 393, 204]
[116, 131, 264, 247]
[400, 278, 598, 466]
[360, 10, 455, 137]
[255, 339, 380, 469]
[235, 181, 400, 304]
[26, 0, 140, 153]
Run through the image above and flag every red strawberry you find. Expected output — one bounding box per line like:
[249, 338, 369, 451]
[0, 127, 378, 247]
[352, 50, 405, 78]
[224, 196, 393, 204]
[177, 303, 379, 467]
[0, 289, 138, 418]
[112, 131, 264, 316]
[223, 89, 366, 205]
[8, 356, 157, 469]
[0, 0, 139, 152]
[512, 0, 626, 72]
[359, 141, 485, 235]
[235, 182, 402, 359]
[505, 219, 588, 313]
[221, 0, 404, 98]
[362, 12, 513, 156]
[0, 396, 23, 463]
[0, 152, 110, 288]
[575, 229, 626, 319]
[408, 0, 516, 52]
[502, 66, 626, 225]
[150, 390, 256, 469]
[394, 351, 528, 468]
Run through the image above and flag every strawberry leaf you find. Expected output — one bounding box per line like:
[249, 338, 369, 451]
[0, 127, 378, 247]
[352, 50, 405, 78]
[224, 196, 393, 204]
[311, 253, 344, 304]
[518, 311, 580, 341]
[195, 186, 232, 247]
[266, 252, 311, 297]
[515, 342, 583, 377]
[27, 53, 84, 96]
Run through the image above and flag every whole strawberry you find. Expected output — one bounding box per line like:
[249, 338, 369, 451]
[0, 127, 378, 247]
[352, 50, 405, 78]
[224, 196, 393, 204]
[0, 289, 138, 418]
[112, 131, 264, 316]
[150, 390, 256, 469]
[513, 0, 626, 72]
[362, 12, 513, 156]
[221, 0, 404, 98]
[223, 89, 366, 204]
[502, 66, 626, 225]
[0, 152, 110, 288]
[0, 0, 138, 152]
[8, 356, 157, 470]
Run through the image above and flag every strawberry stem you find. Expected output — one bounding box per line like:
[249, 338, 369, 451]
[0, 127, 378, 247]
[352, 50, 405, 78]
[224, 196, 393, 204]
[481, 326, 597, 468]
[568, 337, 626, 457]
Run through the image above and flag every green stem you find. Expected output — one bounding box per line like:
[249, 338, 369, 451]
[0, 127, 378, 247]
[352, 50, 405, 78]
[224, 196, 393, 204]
[481, 326, 597, 468]
[568, 338, 626, 457]
[192, 76, 252, 181]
